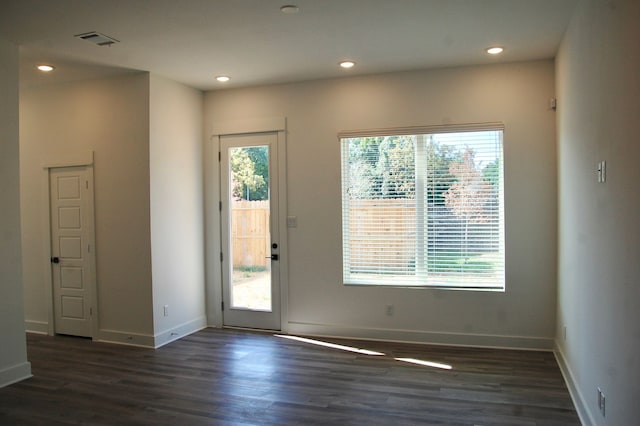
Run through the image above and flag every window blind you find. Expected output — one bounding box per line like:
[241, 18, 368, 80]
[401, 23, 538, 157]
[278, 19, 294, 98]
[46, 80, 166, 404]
[341, 128, 505, 290]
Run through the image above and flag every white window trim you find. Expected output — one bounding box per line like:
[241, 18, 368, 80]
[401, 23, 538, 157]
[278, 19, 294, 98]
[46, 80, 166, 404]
[338, 122, 504, 139]
[340, 123, 505, 291]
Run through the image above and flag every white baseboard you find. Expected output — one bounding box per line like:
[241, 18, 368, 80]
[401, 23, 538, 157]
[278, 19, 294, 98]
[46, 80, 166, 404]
[286, 322, 554, 351]
[27, 318, 206, 349]
[153, 316, 208, 348]
[25, 320, 49, 335]
[0, 361, 32, 388]
[96, 329, 156, 348]
[554, 341, 594, 426]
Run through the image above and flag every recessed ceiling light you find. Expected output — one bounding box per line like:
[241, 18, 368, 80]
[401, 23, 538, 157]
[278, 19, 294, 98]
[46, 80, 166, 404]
[486, 46, 504, 55]
[36, 64, 55, 72]
[339, 61, 356, 69]
[280, 5, 300, 14]
[216, 76, 230, 82]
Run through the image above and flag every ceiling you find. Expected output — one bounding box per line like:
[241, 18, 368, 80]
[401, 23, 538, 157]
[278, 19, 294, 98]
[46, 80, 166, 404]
[0, 0, 579, 91]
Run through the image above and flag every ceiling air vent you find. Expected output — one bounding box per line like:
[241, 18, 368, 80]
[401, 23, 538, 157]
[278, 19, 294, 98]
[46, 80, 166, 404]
[75, 31, 119, 46]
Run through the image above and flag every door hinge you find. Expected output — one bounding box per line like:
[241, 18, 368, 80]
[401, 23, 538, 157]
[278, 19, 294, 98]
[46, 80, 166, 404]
[89, 307, 93, 316]
[220, 252, 223, 262]
[87, 244, 91, 253]
[219, 201, 222, 211]
[221, 301, 224, 311]
[218, 151, 221, 161]
[85, 180, 89, 189]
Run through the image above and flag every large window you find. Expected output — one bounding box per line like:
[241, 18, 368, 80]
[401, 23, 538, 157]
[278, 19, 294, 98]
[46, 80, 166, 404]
[340, 125, 505, 290]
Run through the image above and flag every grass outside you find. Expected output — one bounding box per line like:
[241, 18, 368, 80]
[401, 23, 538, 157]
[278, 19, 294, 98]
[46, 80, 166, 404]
[232, 266, 271, 311]
[349, 251, 503, 288]
[426, 251, 496, 272]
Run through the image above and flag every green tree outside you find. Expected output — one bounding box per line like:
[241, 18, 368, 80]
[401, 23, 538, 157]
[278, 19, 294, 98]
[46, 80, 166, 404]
[230, 146, 269, 201]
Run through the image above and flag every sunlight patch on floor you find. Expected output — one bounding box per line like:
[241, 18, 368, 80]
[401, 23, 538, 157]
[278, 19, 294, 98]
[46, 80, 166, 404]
[395, 357, 452, 370]
[274, 334, 385, 356]
[274, 334, 455, 370]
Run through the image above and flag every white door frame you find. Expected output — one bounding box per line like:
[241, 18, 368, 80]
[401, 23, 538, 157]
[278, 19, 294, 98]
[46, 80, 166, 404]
[220, 134, 280, 329]
[40, 150, 98, 338]
[206, 118, 289, 332]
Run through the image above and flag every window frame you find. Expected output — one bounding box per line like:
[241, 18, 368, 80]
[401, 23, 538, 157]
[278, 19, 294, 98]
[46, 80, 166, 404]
[339, 122, 505, 292]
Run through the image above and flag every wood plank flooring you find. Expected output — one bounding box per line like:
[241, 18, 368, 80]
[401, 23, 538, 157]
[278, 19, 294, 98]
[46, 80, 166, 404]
[0, 328, 580, 425]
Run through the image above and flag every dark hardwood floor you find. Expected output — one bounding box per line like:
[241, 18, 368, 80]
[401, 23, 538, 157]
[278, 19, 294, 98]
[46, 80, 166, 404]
[0, 328, 579, 425]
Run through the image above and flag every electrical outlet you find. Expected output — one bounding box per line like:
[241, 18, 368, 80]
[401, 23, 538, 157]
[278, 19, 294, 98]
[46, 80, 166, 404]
[164, 304, 169, 317]
[386, 304, 394, 316]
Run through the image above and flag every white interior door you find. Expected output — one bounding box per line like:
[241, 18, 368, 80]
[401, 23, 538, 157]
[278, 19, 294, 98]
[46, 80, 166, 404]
[50, 166, 96, 337]
[220, 133, 281, 330]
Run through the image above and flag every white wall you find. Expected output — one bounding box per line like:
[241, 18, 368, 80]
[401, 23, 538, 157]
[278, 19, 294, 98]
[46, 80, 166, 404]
[149, 74, 206, 346]
[204, 60, 558, 349]
[0, 37, 31, 387]
[20, 73, 155, 345]
[555, 0, 640, 424]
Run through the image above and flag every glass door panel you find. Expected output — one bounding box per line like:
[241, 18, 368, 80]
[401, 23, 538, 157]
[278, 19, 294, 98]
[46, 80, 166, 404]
[220, 133, 280, 330]
[229, 145, 272, 311]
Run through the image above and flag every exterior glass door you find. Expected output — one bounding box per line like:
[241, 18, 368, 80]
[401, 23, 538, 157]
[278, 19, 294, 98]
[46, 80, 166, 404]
[220, 133, 280, 330]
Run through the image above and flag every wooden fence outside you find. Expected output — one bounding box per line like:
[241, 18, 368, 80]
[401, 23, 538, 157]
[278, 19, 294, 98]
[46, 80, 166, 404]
[347, 199, 416, 272]
[231, 198, 497, 270]
[232, 200, 270, 268]
[231, 199, 417, 269]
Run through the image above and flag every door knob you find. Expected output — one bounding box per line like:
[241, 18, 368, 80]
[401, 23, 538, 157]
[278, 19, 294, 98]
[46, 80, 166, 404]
[51, 257, 60, 264]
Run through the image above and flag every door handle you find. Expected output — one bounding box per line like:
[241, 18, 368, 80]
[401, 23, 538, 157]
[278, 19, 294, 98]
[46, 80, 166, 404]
[266, 254, 279, 261]
[51, 257, 60, 264]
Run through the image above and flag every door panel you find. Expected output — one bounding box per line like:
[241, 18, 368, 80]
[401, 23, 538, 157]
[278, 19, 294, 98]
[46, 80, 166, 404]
[221, 133, 281, 330]
[50, 166, 95, 337]
[60, 267, 83, 288]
